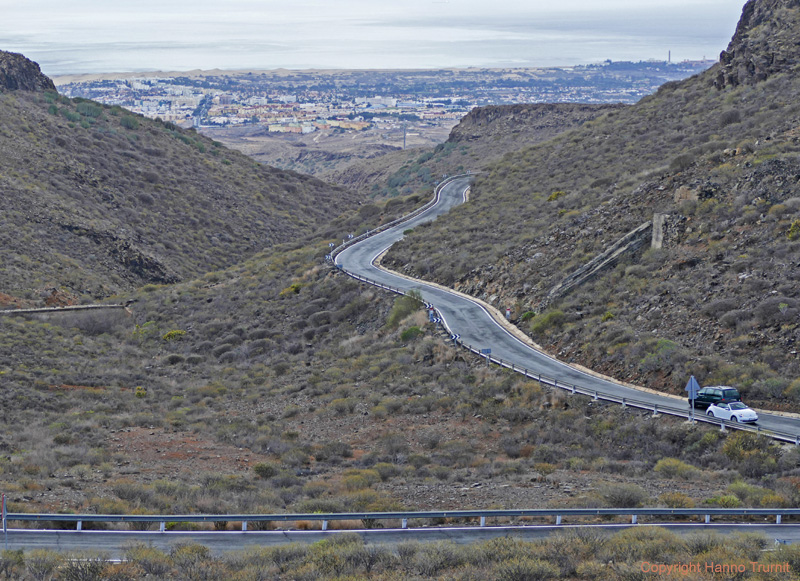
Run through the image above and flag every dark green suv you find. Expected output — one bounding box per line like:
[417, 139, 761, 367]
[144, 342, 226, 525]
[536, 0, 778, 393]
[688, 386, 741, 410]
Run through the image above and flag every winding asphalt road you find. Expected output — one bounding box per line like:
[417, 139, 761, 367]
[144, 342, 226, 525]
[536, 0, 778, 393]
[335, 177, 800, 439]
[6, 178, 800, 557]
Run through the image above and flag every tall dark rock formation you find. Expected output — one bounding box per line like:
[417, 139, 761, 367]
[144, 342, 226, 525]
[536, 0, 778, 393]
[0, 50, 56, 92]
[714, 0, 800, 88]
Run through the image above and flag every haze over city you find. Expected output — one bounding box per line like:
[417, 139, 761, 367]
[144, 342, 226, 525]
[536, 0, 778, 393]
[2, 0, 745, 75]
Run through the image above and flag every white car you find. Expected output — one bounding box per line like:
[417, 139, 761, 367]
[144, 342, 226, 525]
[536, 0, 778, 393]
[706, 402, 758, 424]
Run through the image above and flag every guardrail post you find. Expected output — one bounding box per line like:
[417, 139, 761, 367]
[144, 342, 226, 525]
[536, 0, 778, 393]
[594, 391, 598, 401]
[571, 385, 576, 395]
[160, 521, 166, 532]
[622, 398, 627, 408]
[242, 521, 248, 531]
[556, 515, 562, 525]
[77, 521, 82, 532]
[322, 520, 328, 531]
[631, 515, 637, 525]
[554, 380, 558, 390]
[652, 405, 658, 416]
[402, 519, 408, 529]
[777, 515, 782, 525]
[480, 516, 486, 527]
[705, 515, 711, 524]
[720, 423, 726, 433]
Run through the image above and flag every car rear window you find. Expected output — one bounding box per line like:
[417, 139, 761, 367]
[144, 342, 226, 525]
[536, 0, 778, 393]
[722, 389, 740, 398]
[729, 402, 746, 410]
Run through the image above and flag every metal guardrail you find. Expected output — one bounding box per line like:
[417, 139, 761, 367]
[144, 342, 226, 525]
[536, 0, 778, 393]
[4, 507, 799, 534]
[0, 304, 127, 316]
[458, 341, 800, 445]
[330, 179, 800, 446]
[329, 174, 466, 263]
[336, 266, 800, 446]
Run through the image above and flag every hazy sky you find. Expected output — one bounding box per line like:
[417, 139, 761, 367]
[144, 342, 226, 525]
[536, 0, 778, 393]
[1, 0, 747, 75]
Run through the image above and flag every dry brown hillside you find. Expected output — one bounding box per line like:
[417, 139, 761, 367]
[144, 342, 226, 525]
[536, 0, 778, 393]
[329, 103, 623, 200]
[383, 0, 800, 410]
[0, 52, 360, 303]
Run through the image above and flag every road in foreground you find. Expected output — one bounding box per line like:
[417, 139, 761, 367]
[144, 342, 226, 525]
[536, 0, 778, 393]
[5, 524, 799, 557]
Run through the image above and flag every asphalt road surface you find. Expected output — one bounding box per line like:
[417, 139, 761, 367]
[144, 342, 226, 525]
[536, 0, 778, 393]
[335, 177, 800, 439]
[5, 524, 800, 557]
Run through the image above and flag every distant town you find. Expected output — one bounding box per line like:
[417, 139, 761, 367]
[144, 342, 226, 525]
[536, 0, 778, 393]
[56, 60, 715, 137]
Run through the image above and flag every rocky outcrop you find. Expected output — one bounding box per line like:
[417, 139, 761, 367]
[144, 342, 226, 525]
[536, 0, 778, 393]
[449, 103, 625, 144]
[0, 51, 56, 92]
[714, 0, 800, 89]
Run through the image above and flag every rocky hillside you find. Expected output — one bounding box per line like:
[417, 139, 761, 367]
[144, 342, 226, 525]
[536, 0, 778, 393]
[448, 103, 626, 145]
[383, 0, 800, 410]
[715, 0, 800, 88]
[329, 103, 622, 199]
[0, 51, 361, 303]
[3, 5, 800, 524]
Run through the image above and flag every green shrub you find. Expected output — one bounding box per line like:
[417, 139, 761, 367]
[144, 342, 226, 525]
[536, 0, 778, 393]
[598, 483, 649, 507]
[386, 290, 423, 328]
[0, 550, 24, 579]
[412, 541, 464, 576]
[660, 492, 695, 508]
[530, 310, 565, 335]
[253, 462, 279, 479]
[788, 219, 800, 241]
[24, 550, 63, 581]
[373, 462, 402, 481]
[400, 326, 424, 341]
[162, 329, 186, 342]
[76, 101, 103, 118]
[120, 116, 139, 130]
[653, 457, 698, 479]
[710, 494, 742, 508]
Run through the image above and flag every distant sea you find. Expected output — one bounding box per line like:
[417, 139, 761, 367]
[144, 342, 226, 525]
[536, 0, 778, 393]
[1, 2, 744, 76]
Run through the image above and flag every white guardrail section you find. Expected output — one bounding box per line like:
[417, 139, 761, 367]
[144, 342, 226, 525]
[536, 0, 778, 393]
[5, 508, 800, 534]
[329, 177, 800, 446]
[329, 174, 463, 263]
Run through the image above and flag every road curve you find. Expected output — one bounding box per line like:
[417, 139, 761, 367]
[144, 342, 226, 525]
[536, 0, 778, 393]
[335, 177, 800, 439]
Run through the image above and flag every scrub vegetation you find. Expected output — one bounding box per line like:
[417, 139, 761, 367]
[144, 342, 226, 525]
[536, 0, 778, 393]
[382, 1, 800, 410]
[3, 1, 800, 573]
[2, 529, 798, 580]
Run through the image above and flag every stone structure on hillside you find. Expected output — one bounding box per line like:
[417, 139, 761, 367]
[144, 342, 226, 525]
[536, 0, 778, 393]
[538, 213, 688, 312]
[0, 51, 56, 92]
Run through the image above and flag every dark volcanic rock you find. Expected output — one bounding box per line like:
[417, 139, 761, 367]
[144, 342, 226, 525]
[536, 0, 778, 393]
[0, 51, 56, 92]
[448, 103, 625, 144]
[714, 0, 800, 89]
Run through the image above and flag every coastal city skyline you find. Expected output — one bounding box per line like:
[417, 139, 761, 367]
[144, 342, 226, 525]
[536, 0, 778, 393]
[3, 0, 745, 75]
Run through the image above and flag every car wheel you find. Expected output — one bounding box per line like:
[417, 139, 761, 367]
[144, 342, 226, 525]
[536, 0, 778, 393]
[731, 416, 738, 423]
[707, 411, 715, 417]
